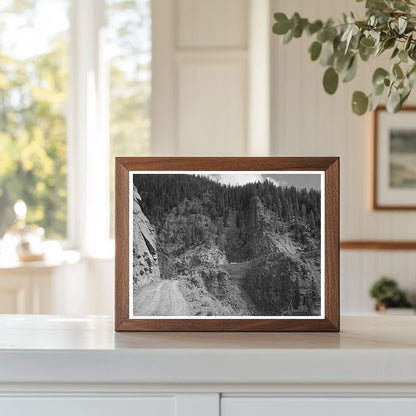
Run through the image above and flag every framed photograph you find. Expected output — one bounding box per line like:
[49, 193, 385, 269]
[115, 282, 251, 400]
[374, 106, 416, 209]
[115, 157, 339, 331]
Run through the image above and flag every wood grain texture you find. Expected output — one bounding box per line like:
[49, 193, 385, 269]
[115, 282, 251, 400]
[114, 160, 130, 330]
[325, 158, 340, 331]
[115, 157, 340, 332]
[341, 241, 416, 250]
[373, 106, 416, 210]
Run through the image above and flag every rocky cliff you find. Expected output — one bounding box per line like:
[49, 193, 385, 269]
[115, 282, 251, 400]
[132, 186, 160, 286]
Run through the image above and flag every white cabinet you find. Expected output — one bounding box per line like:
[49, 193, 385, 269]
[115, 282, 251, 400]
[222, 398, 416, 416]
[0, 397, 174, 416]
[3, 396, 416, 416]
[1, 316, 416, 416]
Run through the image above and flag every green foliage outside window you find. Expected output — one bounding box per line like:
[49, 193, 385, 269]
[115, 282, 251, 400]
[0, 1, 69, 238]
[0, 0, 151, 240]
[107, 0, 151, 237]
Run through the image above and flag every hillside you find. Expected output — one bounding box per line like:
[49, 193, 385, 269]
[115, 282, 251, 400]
[132, 174, 321, 316]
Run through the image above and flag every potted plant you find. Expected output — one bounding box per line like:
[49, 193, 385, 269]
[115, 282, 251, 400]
[369, 276, 414, 313]
[272, 0, 416, 115]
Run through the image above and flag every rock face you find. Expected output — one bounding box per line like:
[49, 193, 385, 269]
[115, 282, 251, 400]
[244, 253, 320, 316]
[157, 198, 227, 278]
[200, 267, 230, 300]
[132, 186, 160, 286]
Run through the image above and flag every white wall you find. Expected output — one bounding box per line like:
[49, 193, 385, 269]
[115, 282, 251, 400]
[152, 0, 271, 157]
[271, 0, 416, 313]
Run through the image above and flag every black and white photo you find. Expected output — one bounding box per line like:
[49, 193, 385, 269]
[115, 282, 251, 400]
[129, 171, 324, 319]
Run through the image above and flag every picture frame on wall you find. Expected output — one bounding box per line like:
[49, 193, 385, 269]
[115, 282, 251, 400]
[374, 106, 416, 210]
[115, 157, 339, 332]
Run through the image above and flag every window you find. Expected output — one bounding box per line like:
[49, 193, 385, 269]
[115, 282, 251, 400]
[106, 0, 151, 237]
[0, 0, 151, 251]
[0, 0, 70, 239]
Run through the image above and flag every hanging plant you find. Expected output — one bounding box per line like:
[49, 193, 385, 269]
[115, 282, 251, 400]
[272, 0, 416, 115]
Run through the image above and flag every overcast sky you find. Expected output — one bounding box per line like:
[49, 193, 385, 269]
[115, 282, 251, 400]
[206, 173, 321, 191]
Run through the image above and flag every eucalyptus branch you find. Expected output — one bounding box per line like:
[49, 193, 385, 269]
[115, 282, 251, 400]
[272, 0, 416, 115]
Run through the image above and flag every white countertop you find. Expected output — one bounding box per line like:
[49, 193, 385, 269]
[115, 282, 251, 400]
[0, 315, 415, 386]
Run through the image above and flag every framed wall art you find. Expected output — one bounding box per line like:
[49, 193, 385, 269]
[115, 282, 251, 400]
[374, 106, 416, 210]
[115, 157, 339, 331]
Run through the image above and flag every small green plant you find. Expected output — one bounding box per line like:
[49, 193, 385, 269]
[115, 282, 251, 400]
[272, 0, 416, 115]
[369, 276, 411, 308]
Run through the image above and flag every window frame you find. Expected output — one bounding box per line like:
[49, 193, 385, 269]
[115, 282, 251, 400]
[67, 0, 112, 257]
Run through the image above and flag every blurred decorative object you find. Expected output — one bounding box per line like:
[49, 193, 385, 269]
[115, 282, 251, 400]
[3, 200, 45, 262]
[272, 0, 416, 115]
[373, 106, 416, 209]
[370, 276, 412, 312]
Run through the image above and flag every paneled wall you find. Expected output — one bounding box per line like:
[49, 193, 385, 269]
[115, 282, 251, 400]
[271, 0, 416, 313]
[152, 0, 265, 156]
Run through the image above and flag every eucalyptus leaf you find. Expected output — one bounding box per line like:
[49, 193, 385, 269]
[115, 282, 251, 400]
[399, 49, 408, 63]
[273, 13, 290, 35]
[293, 18, 308, 38]
[393, 63, 404, 79]
[391, 47, 399, 59]
[372, 67, 389, 86]
[344, 25, 359, 52]
[334, 52, 352, 72]
[349, 32, 361, 49]
[409, 45, 416, 60]
[309, 41, 322, 61]
[352, 91, 369, 115]
[408, 70, 416, 88]
[366, 0, 388, 10]
[359, 44, 375, 61]
[347, 13, 356, 24]
[408, 63, 416, 78]
[341, 26, 352, 43]
[393, 0, 410, 11]
[342, 56, 358, 82]
[383, 37, 396, 50]
[401, 87, 411, 106]
[320, 40, 335, 66]
[398, 17, 407, 34]
[387, 87, 401, 112]
[405, 33, 413, 50]
[282, 29, 294, 44]
[317, 29, 329, 43]
[369, 92, 383, 111]
[323, 67, 339, 94]
[290, 13, 301, 30]
[373, 82, 385, 96]
[360, 37, 375, 48]
[307, 20, 323, 35]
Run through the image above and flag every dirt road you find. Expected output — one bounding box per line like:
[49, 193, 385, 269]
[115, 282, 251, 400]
[133, 280, 190, 316]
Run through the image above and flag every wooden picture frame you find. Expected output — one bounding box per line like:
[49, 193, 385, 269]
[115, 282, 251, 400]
[373, 106, 416, 210]
[115, 157, 339, 332]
